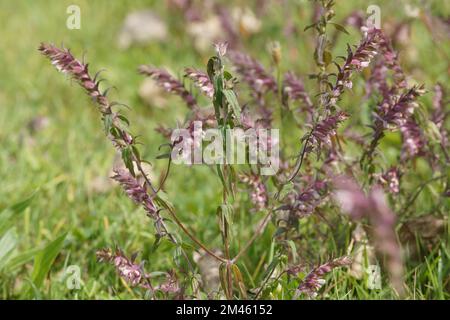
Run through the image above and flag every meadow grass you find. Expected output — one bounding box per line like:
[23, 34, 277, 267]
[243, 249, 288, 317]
[0, 0, 448, 299]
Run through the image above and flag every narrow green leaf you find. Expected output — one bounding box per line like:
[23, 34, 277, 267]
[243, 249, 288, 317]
[121, 147, 135, 176]
[223, 89, 241, 122]
[103, 113, 113, 133]
[287, 240, 298, 264]
[0, 228, 18, 269]
[330, 22, 350, 35]
[9, 191, 37, 215]
[5, 248, 41, 272]
[31, 233, 67, 289]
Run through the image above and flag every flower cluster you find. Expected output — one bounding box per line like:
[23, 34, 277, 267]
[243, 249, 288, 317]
[112, 169, 166, 237]
[283, 71, 313, 114]
[112, 169, 157, 215]
[279, 180, 328, 219]
[431, 84, 449, 159]
[39, 43, 110, 110]
[376, 31, 407, 90]
[155, 270, 181, 296]
[97, 248, 148, 287]
[367, 85, 426, 160]
[185, 67, 214, 98]
[377, 167, 401, 194]
[139, 65, 197, 109]
[376, 85, 425, 128]
[310, 112, 349, 149]
[365, 59, 390, 99]
[39, 43, 140, 154]
[295, 256, 352, 298]
[400, 119, 426, 159]
[328, 28, 382, 106]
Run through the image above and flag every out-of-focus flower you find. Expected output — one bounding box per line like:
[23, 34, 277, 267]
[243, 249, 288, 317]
[431, 84, 449, 157]
[333, 177, 369, 220]
[27, 116, 50, 134]
[156, 270, 181, 295]
[97, 248, 147, 287]
[214, 5, 240, 49]
[376, 30, 407, 90]
[239, 173, 268, 211]
[138, 78, 169, 107]
[294, 256, 352, 298]
[187, 15, 224, 53]
[185, 68, 214, 98]
[344, 10, 365, 30]
[279, 180, 328, 219]
[400, 119, 426, 159]
[167, 0, 203, 22]
[214, 41, 228, 57]
[283, 71, 313, 114]
[268, 41, 281, 66]
[365, 58, 389, 99]
[139, 66, 197, 109]
[333, 177, 405, 296]
[377, 167, 400, 194]
[231, 7, 262, 37]
[228, 51, 277, 98]
[117, 10, 167, 49]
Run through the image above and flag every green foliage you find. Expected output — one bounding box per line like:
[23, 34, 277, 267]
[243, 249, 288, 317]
[0, 0, 448, 299]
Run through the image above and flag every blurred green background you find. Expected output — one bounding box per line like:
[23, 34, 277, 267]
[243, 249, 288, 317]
[0, 0, 448, 299]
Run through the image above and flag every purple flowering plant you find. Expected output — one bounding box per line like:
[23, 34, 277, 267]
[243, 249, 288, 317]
[38, 0, 449, 299]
